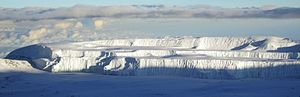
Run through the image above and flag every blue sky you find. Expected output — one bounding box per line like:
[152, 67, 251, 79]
[1, 0, 300, 8]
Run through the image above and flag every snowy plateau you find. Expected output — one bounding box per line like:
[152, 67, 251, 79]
[1, 36, 300, 97]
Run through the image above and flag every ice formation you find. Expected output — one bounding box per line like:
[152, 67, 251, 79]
[5, 37, 300, 79]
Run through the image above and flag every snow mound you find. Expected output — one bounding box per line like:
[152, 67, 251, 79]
[5, 44, 59, 71]
[6, 44, 53, 60]
[236, 37, 298, 51]
[4, 37, 300, 79]
[0, 59, 41, 73]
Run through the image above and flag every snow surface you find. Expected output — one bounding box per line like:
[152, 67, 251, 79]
[1, 37, 300, 97]
[1, 71, 300, 97]
[0, 58, 299, 97]
[4, 37, 300, 79]
[0, 59, 42, 73]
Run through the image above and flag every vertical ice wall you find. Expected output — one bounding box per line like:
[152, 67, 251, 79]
[4, 37, 300, 79]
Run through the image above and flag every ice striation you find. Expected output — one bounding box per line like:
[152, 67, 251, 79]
[5, 37, 300, 79]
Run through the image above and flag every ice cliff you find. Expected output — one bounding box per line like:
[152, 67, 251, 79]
[5, 37, 300, 79]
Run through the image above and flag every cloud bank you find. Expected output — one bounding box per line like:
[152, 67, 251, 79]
[0, 5, 300, 20]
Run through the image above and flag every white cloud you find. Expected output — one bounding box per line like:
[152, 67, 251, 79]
[0, 5, 300, 20]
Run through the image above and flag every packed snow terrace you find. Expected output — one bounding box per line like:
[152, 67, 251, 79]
[5, 37, 300, 79]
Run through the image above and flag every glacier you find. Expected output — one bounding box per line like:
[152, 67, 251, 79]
[4, 37, 300, 79]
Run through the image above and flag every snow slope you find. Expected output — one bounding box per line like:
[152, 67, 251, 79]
[0, 59, 42, 73]
[1, 72, 300, 97]
[5, 37, 300, 79]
